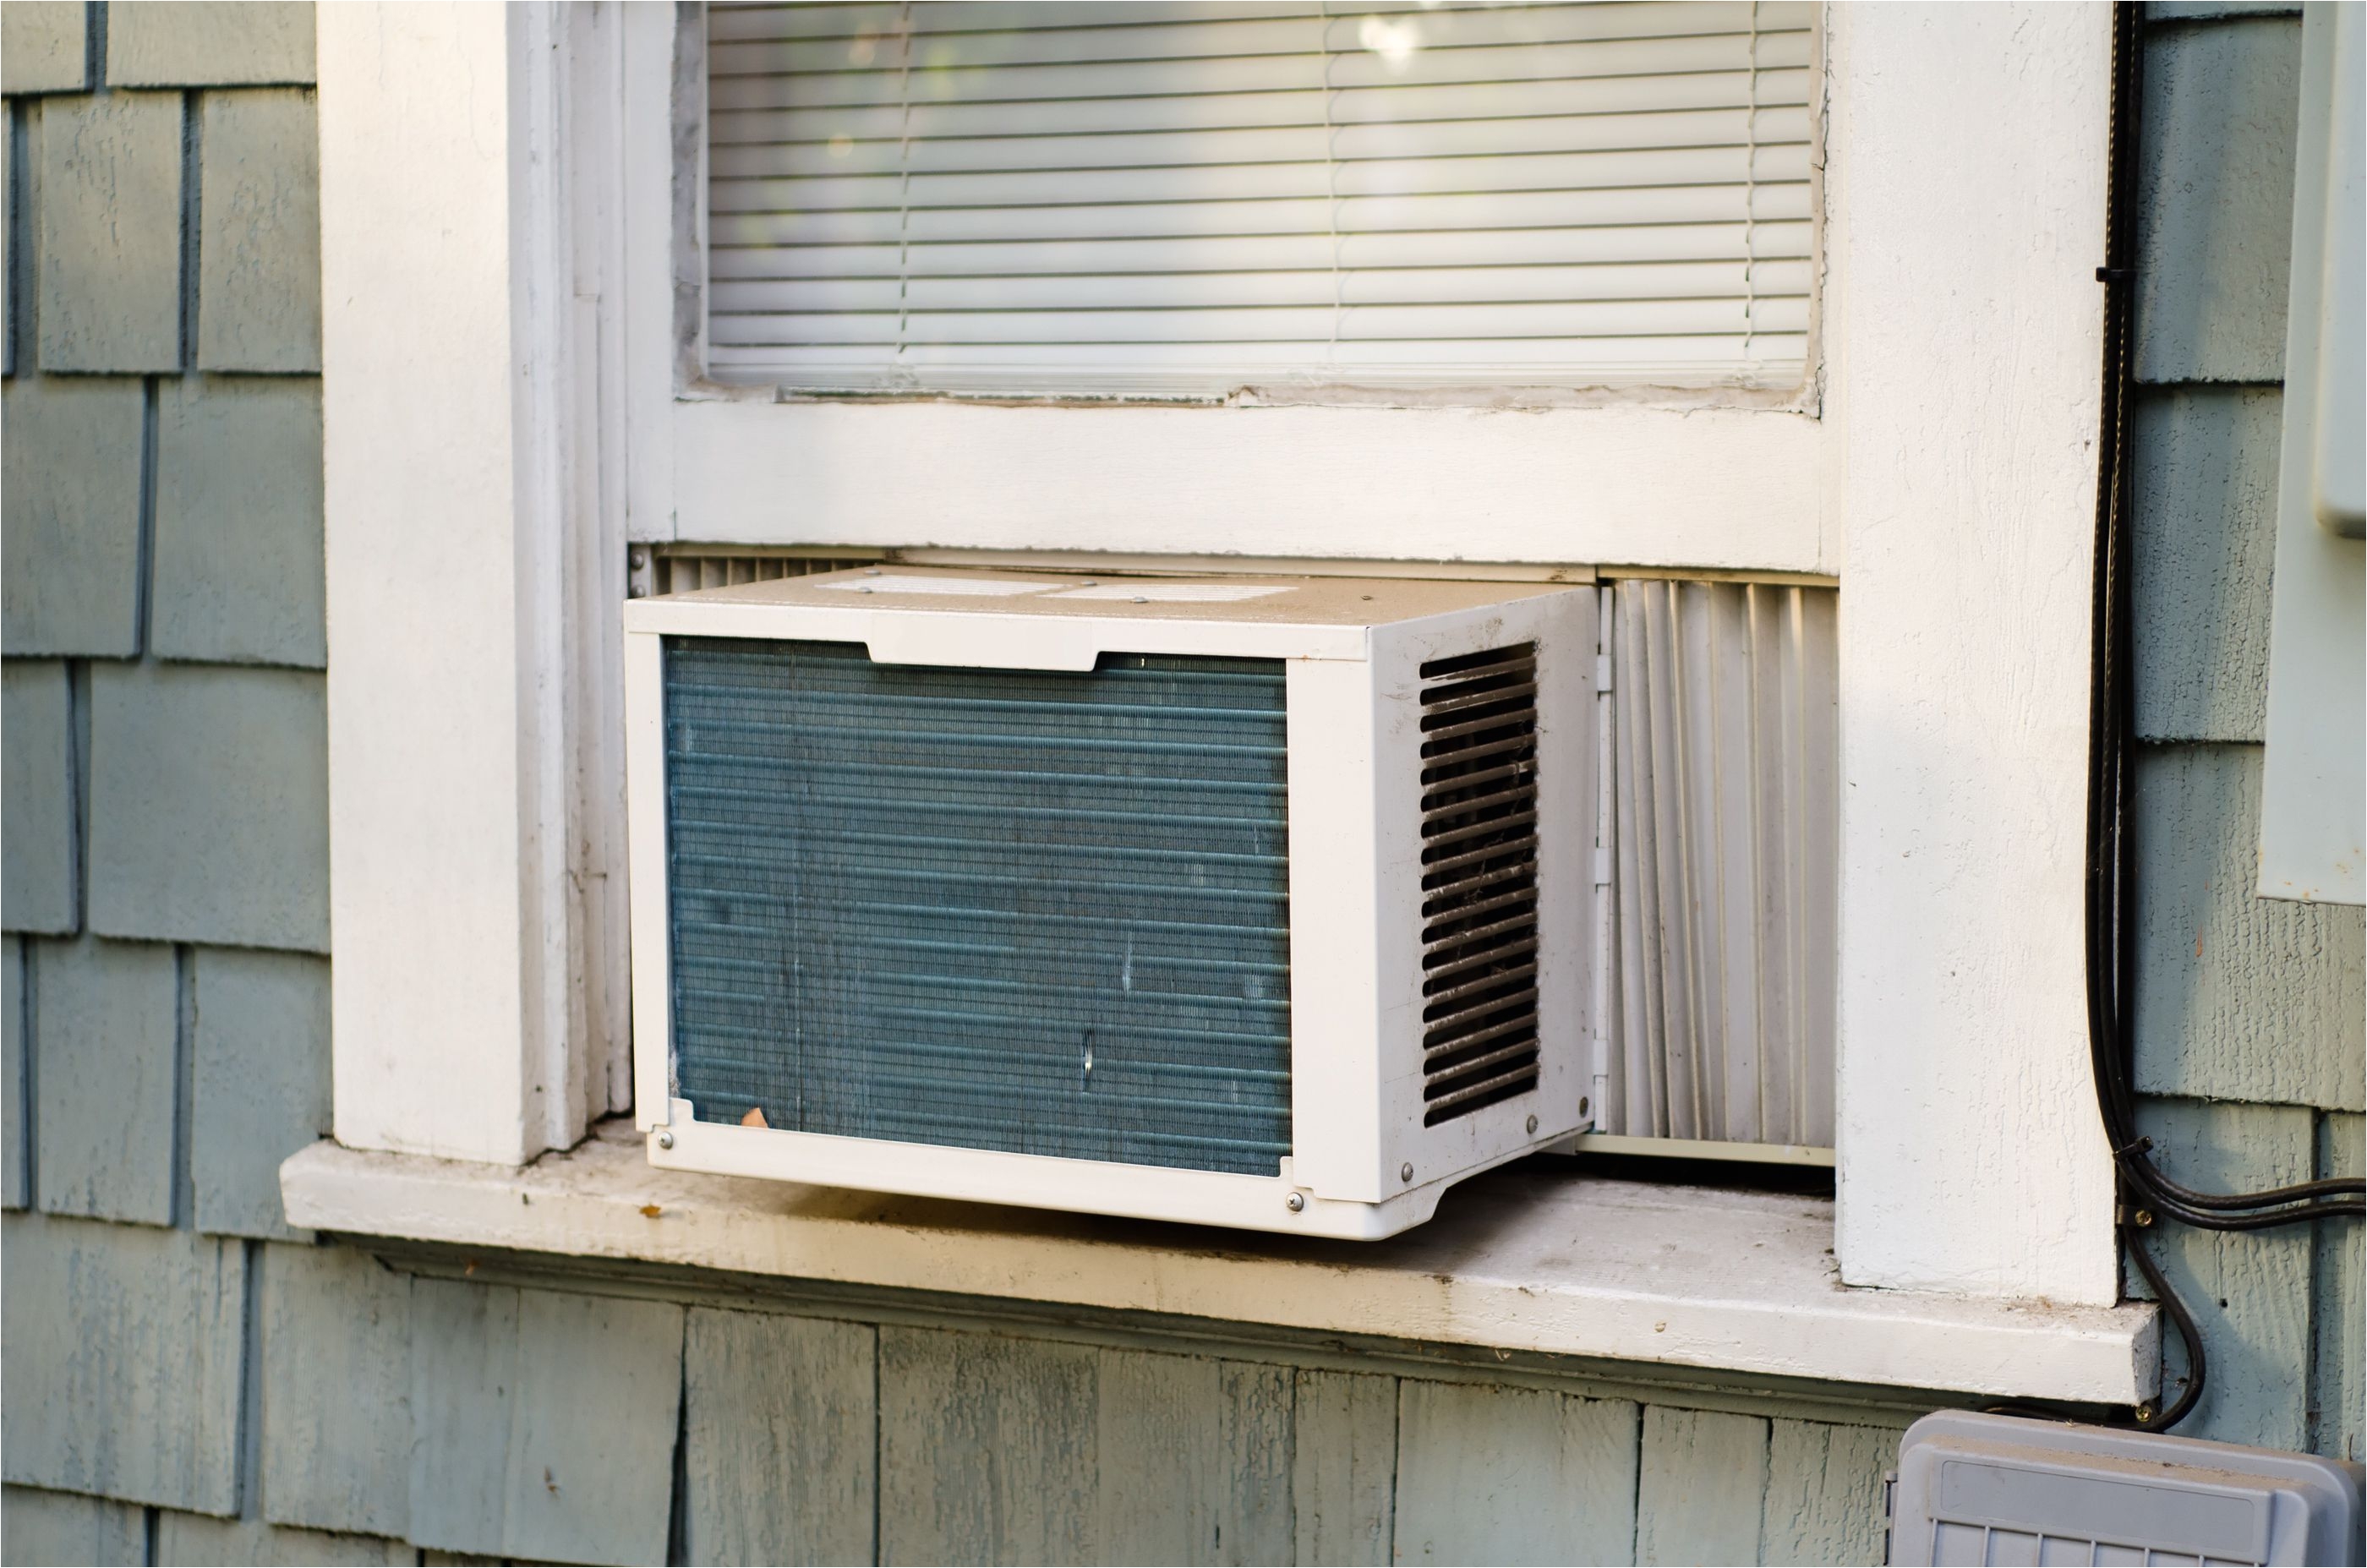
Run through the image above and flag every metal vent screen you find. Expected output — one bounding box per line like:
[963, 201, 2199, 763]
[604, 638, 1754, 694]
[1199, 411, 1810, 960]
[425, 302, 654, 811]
[661, 637, 1293, 1175]
[1418, 642, 1543, 1124]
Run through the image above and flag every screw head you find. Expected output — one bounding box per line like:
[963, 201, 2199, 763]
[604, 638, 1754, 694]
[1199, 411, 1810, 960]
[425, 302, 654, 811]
[1400, 1162, 1415, 1183]
[1526, 1114, 1539, 1135]
[2133, 1209, 2155, 1228]
[1285, 1192, 1305, 1212]
[1578, 1096, 1591, 1117]
[654, 1129, 674, 1150]
[2134, 1403, 2157, 1424]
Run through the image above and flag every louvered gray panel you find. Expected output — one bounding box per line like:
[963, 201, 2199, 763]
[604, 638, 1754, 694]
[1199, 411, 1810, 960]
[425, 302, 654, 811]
[631, 548, 887, 598]
[1418, 642, 1544, 1123]
[1601, 577, 1837, 1148]
[662, 637, 1293, 1176]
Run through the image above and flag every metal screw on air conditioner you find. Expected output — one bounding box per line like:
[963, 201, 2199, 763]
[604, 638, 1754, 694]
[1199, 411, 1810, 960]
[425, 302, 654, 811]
[1285, 1192, 1304, 1212]
[2132, 1209, 2155, 1227]
[1401, 1162, 1414, 1183]
[1526, 1115, 1539, 1134]
[655, 1129, 674, 1150]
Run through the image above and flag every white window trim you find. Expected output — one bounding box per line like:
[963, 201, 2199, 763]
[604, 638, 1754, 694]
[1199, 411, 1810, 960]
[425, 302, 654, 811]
[628, 7, 1836, 571]
[315, 3, 2124, 1322]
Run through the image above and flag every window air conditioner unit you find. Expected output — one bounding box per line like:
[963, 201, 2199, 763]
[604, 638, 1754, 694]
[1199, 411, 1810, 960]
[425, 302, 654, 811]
[624, 567, 1594, 1238]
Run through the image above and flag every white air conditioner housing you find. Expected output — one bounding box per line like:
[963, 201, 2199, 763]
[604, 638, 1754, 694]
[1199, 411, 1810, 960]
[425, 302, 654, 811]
[625, 567, 1594, 1237]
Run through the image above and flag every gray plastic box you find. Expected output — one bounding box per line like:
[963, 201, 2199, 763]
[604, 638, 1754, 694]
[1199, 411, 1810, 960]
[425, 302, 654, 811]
[1889, 1411, 2364, 1566]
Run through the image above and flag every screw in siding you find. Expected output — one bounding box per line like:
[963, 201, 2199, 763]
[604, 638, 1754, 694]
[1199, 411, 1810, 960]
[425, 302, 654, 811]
[1285, 1192, 1305, 1212]
[1401, 1162, 1414, 1183]
[655, 1129, 675, 1150]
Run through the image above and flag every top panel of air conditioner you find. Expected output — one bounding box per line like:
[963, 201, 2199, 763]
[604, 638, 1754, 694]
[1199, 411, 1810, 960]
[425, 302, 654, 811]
[623, 567, 1596, 1238]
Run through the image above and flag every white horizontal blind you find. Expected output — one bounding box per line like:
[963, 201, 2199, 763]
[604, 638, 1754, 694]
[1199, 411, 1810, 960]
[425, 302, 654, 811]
[704, 1, 1818, 394]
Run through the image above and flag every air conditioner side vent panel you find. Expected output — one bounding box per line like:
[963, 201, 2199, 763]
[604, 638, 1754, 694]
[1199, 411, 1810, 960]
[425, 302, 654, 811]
[1417, 642, 1543, 1125]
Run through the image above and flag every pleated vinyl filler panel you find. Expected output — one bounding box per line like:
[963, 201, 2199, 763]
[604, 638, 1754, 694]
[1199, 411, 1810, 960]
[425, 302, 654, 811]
[626, 567, 1595, 1237]
[1585, 577, 1839, 1162]
[702, 0, 1818, 393]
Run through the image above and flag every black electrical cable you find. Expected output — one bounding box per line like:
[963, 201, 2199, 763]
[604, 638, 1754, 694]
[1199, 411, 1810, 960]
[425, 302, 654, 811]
[2084, 1, 2361, 1232]
[1985, 0, 2359, 1434]
[2040, 0, 2363, 1435]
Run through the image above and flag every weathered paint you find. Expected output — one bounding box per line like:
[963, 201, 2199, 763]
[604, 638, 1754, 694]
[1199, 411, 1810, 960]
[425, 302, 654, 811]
[407, 1280, 683, 1565]
[152, 377, 328, 669]
[191, 948, 331, 1238]
[878, 1326, 1101, 1565]
[1760, 1421, 1893, 1567]
[30, 937, 178, 1227]
[87, 663, 330, 953]
[0, 1213, 246, 1514]
[1093, 1351, 1293, 1565]
[36, 90, 183, 372]
[260, 1240, 412, 1540]
[2133, 746, 2366, 1112]
[107, 3, 316, 88]
[1392, 1380, 1639, 1566]
[2, 659, 78, 933]
[3, 939, 25, 1211]
[1290, 1370, 1396, 1568]
[0, 5, 87, 94]
[153, 1511, 411, 1566]
[0, 375, 148, 658]
[2130, 387, 2282, 744]
[2135, 14, 2304, 384]
[1635, 1406, 1769, 1565]
[681, 1308, 877, 1567]
[0, 1483, 145, 1565]
[197, 90, 321, 374]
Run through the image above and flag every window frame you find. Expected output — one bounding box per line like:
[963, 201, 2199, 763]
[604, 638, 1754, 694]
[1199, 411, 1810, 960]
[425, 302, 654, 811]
[629, 3, 1836, 572]
[316, 0, 2124, 1312]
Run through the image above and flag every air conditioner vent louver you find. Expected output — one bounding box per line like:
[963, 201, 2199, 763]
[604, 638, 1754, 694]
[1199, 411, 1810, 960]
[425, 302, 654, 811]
[1418, 642, 1543, 1125]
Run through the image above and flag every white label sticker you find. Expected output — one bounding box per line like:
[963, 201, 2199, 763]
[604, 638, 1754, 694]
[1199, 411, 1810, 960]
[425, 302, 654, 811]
[1049, 582, 1294, 602]
[815, 575, 1060, 597]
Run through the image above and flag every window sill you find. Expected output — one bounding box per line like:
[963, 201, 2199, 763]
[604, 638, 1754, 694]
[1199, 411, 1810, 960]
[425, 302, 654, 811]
[280, 1121, 2156, 1406]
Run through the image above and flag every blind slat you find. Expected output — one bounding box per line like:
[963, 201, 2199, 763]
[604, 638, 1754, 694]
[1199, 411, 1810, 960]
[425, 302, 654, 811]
[705, 0, 1817, 391]
[710, 105, 1808, 179]
[704, 31, 1813, 112]
[709, 65, 1815, 144]
[708, 220, 1816, 281]
[712, 258, 1815, 314]
[708, 333, 1809, 369]
[709, 296, 1811, 347]
[709, 179, 1814, 248]
[713, 144, 1812, 216]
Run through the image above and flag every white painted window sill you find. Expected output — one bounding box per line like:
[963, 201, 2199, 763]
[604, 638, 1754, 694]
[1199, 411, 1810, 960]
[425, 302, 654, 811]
[280, 1121, 2157, 1406]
